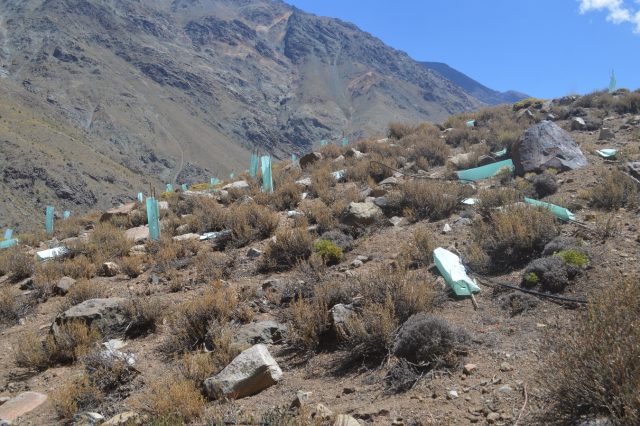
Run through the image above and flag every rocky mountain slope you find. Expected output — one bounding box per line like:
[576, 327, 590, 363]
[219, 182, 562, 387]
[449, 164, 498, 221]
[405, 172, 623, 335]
[422, 62, 527, 106]
[0, 0, 523, 230]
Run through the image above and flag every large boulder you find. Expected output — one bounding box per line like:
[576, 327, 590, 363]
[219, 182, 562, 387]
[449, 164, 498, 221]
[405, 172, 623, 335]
[204, 344, 282, 400]
[233, 321, 287, 345]
[340, 202, 383, 226]
[51, 298, 128, 338]
[512, 121, 587, 175]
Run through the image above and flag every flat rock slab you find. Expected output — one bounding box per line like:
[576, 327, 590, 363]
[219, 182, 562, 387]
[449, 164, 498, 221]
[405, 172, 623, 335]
[204, 344, 282, 400]
[125, 226, 149, 243]
[0, 392, 47, 421]
[100, 203, 136, 222]
[52, 298, 128, 338]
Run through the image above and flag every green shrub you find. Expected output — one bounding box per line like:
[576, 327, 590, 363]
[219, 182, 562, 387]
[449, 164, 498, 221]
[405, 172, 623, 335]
[523, 272, 539, 287]
[555, 250, 589, 268]
[313, 240, 343, 265]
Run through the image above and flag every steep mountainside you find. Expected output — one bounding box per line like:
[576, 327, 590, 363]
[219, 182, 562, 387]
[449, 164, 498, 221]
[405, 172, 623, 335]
[0, 0, 512, 229]
[422, 61, 527, 106]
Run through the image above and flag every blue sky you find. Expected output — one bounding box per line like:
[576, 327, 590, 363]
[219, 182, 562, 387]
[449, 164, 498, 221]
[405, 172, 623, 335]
[286, 0, 640, 99]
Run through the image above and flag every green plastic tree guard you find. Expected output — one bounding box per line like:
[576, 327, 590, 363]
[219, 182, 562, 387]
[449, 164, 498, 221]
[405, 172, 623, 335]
[457, 159, 514, 182]
[0, 239, 18, 249]
[609, 70, 617, 94]
[320, 139, 328, 146]
[181, 184, 188, 191]
[261, 155, 273, 193]
[466, 119, 476, 127]
[4, 229, 13, 240]
[45, 206, 54, 234]
[166, 183, 173, 193]
[433, 247, 480, 297]
[63, 211, 71, 219]
[342, 138, 349, 147]
[137, 192, 144, 203]
[210, 177, 220, 186]
[249, 153, 259, 178]
[146, 197, 161, 241]
[524, 198, 575, 222]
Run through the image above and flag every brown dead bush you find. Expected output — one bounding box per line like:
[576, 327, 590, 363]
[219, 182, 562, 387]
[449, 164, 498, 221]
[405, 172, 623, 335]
[195, 249, 231, 282]
[52, 374, 103, 422]
[388, 122, 416, 139]
[541, 278, 640, 424]
[300, 199, 337, 234]
[472, 204, 559, 271]
[120, 256, 142, 278]
[477, 187, 520, 217]
[260, 227, 313, 272]
[589, 169, 639, 211]
[65, 279, 106, 308]
[135, 372, 205, 423]
[398, 180, 466, 222]
[1, 248, 34, 282]
[227, 202, 279, 248]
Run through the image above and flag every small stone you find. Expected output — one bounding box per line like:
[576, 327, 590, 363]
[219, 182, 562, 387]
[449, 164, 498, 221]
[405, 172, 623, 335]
[334, 414, 360, 426]
[500, 362, 514, 372]
[486, 412, 500, 423]
[0, 397, 9, 405]
[356, 255, 369, 263]
[314, 403, 334, 420]
[99, 262, 120, 277]
[342, 387, 356, 395]
[447, 390, 459, 399]
[463, 364, 477, 375]
[497, 385, 513, 394]
[442, 223, 452, 234]
[351, 259, 363, 268]
[172, 233, 200, 242]
[598, 127, 615, 141]
[101, 412, 142, 425]
[247, 248, 262, 258]
[290, 391, 312, 409]
[54, 277, 76, 296]
[72, 411, 104, 425]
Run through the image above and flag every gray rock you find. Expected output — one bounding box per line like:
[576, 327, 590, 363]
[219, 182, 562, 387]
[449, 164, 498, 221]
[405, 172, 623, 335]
[627, 161, 640, 180]
[99, 262, 121, 277]
[0, 392, 48, 422]
[204, 344, 283, 400]
[52, 298, 128, 338]
[222, 180, 249, 190]
[17, 277, 34, 290]
[389, 216, 407, 227]
[497, 385, 513, 394]
[598, 127, 615, 141]
[172, 233, 200, 242]
[379, 176, 399, 186]
[295, 177, 312, 187]
[129, 244, 146, 256]
[233, 321, 287, 345]
[175, 224, 191, 235]
[341, 202, 382, 226]
[512, 121, 587, 175]
[571, 117, 586, 130]
[124, 226, 149, 243]
[331, 304, 354, 339]
[300, 152, 323, 169]
[100, 203, 136, 223]
[344, 148, 365, 159]
[334, 415, 360, 426]
[351, 259, 363, 268]
[101, 412, 142, 425]
[247, 248, 262, 258]
[442, 223, 452, 234]
[448, 152, 474, 168]
[54, 277, 76, 296]
[290, 390, 312, 408]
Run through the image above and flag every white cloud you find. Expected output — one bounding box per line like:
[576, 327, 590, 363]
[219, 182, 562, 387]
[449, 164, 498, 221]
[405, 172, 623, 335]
[579, 0, 640, 32]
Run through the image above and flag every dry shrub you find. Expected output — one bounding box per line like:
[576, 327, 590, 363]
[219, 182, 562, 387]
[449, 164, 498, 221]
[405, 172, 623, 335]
[179, 326, 240, 383]
[542, 278, 640, 424]
[17, 230, 47, 247]
[399, 180, 465, 222]
[300, 199, 337, 233]
[0, 287, 29, 326]
[287, 296, 331, 354]
[82, 349, 137, 394]
[55, 216, 84, 240]
[163, 282, 241, 354]
[398, 227, 436, 268]
[1, 248, 34, 282]
[65, 279, 106, 308]
[445, 127, 484, 148]
[227, 202, 279, 248]
[318, 143, 343, 159]
[120, 256, 142, 278]
[272, 180, 303, 211]
[393, 313, 469, 370]
[80, 223, 132, 263]
[61, 255, 96, 279]
[186, 197, 228, 233]
[310, 164, 337, 202]
[397, 123, 447, 169]
[135, 372, 205, 423]
[589, 169, 639, 211]
[575, 89, 640, 114]
[261, 227, 313, 272]
[52, 374, 103, 422]
[195, 249, 231, 282]
[15, 322, 101, 370]
[388, 122, 416, 139]
[122, 298, 162, 338]
[472, 205, 559, 271]
[477, 187, 520, 217]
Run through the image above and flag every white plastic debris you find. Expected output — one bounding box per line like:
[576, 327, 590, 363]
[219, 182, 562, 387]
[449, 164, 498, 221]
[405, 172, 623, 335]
[36, 246, 69, 261]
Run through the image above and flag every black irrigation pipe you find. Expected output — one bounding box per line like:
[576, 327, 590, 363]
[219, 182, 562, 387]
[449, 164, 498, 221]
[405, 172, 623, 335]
[471, 274, 590, 305]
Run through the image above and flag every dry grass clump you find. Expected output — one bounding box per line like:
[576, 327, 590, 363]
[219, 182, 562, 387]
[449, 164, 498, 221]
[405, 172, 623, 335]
[271, 180, 303, 211]
[0, 247, 34, 282]
[15, 322, 101, 370]
[54, 216, 84, 240]
[134, 372, 205, 423]
[195, 249, 232, 282]
[32, 256, 96, 300]
[345, 153, 395, 185]
[471, 204, 559, 271]
[541, 278, 640, 424]
[397, 180, 466, 222]
[399, 124, 451, 168]
[185, 197, 228, 234]
[120, 255, 142, 278]
[163, 282, 247, 355]
[52, 374, 103, 422]
[76, 223, 132, 264]
[64, 279, 107, 308]
[0, 287, 30, 326]
[299, 199, 337, 234]
[122, 298, 162, 338]
[477, 187, 520, 217]
[575, 89, 640, 114]
[179, 326, 240, 383]
[388, 122, 417, 139]
[260, 227, 313, 272]
[398, 227, 436, 268]
[227, 202, 279, 248]
[589, 169, 639, 211]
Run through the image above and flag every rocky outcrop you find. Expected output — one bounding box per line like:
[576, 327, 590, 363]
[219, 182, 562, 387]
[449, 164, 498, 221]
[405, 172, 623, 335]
[512, 121, 587, 175]
[51, 298, 128, 338]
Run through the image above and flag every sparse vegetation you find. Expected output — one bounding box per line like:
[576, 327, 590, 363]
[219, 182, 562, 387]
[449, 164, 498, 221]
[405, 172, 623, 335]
[261, 228, 313, 271]
[589, 169, 639, 210]
[313, 239, 343, 265]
